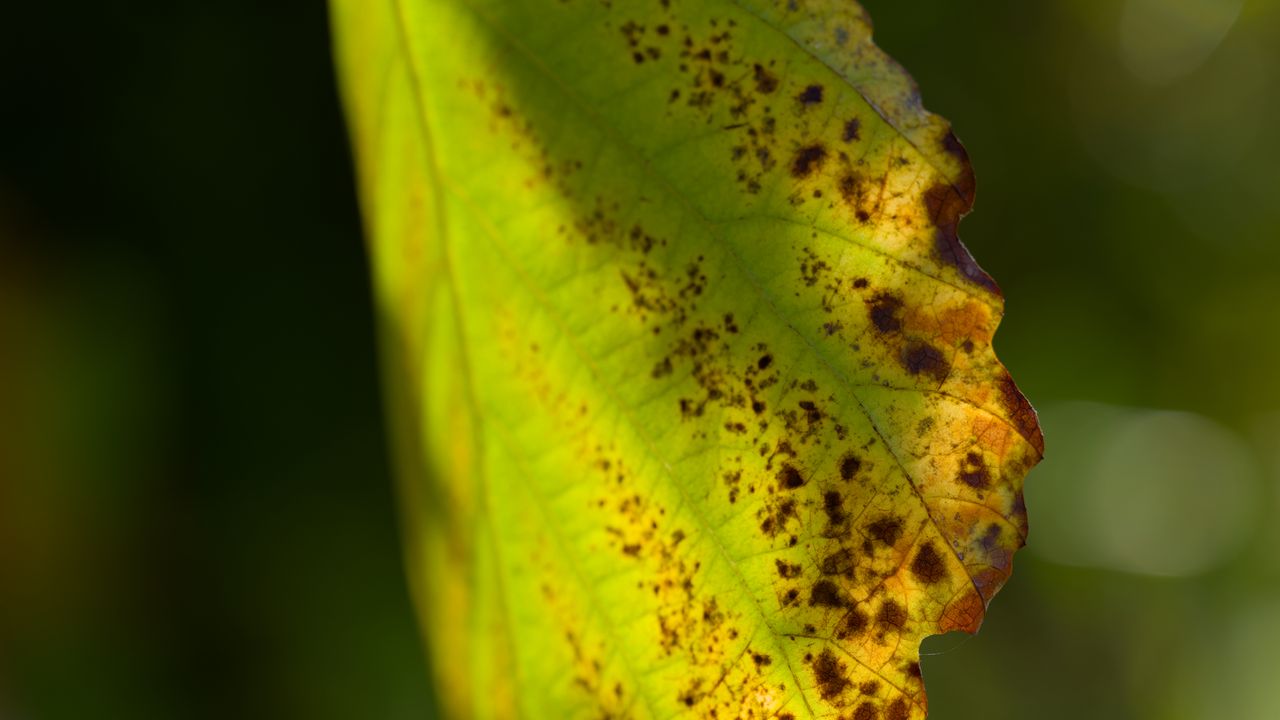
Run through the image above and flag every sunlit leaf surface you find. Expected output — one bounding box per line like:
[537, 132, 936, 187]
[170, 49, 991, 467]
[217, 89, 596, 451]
[331, 0, 1043, 717]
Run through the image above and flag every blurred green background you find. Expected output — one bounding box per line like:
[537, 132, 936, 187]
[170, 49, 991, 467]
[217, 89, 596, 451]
[2, 1, 1278, 718]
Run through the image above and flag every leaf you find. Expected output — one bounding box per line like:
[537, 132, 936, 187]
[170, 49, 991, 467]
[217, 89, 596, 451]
[331, 0, 1043, 717]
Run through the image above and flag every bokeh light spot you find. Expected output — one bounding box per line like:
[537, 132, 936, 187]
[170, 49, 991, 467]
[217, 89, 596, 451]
[1119, 0, 1243, 86]
[1029, 403, 1262, 577]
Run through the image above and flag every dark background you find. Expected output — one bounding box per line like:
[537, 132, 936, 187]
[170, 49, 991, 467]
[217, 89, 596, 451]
[3, 1, 1279, 718]
[1, 2, 431, 718]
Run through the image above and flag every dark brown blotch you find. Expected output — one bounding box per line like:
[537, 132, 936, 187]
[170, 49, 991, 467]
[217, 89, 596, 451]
[798, 399, 823, 423]
[839, 453, 861, 481]
[843, 118, 862, 142]
[676, 686, 699, 707]
[651, 357, 673, 378]
[886, 698, 910, 720]
[838, 172, 863, 207]
[958, 451, 991, 489]
[979, 523, 1002, 552]
[809, 579, 846, 608]
[822, 491, 846, 526]
[909, 542, 948, 585]
[790, 143, 827, 178]
[811, 649, 851, 701]
[796, 83, 824, 105]
[775, 558, 803, 579]
[760, 497, 798, 536]
[836, 608, 868, 639]
[853, 702, 877, 720]
[901, 340, 950, 381]
[866, 293, 903, 334]
[866, 517, 902, 547]
[819, 547, 854, 577]
[778, 463, 806, 489]
[876, 600, 907, 629]
[753, 63, 778, 93]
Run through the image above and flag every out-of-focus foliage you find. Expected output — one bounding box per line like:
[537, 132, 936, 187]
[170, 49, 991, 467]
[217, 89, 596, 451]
[332, 0, 1039, 716]
[0, 3, 431, 719]
[3, 1, 1280, 719]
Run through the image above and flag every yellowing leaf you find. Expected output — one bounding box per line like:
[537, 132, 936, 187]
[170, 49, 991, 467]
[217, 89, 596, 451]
[331, 0, 1043, 718]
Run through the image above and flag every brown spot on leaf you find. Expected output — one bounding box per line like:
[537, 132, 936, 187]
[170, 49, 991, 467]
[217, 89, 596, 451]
[796, 83, 824, 105]
[901, 340, 949, 381]
[753, 63, 778, 93]
[876, 600, 906, 629]
[651, 357, 673, 378]
[886, 698, 910, 720]
[910, 542, 947, 584]
[820, 547, 855, 576]
[839, 453, 861, 481]
[760, 497, 798, 536]
[843, 118, 862, 142]
[822, 491, 847, 526]
[959, 451, 991, 489]
[866, 517, 902, 547]
[1010, 492, 1028, 533]
[811, 649, 851, 700]
[979, 523, 1002, 552]
[838, 173, 863, 207]
[791, 143, 827, 178]
[778, 463, 806, 489]
[853, 703, 877, 720]
[809, 579, 846, 608]
[837, 608, 868, 639]
[866, 293, 903, 333]
[798, 399, 823, 423]
[676, 686, 699, 707]
[775, 558, 803, 579]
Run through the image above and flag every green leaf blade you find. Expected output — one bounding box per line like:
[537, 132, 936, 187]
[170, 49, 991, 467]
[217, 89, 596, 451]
[332, 0, 1043, 717]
